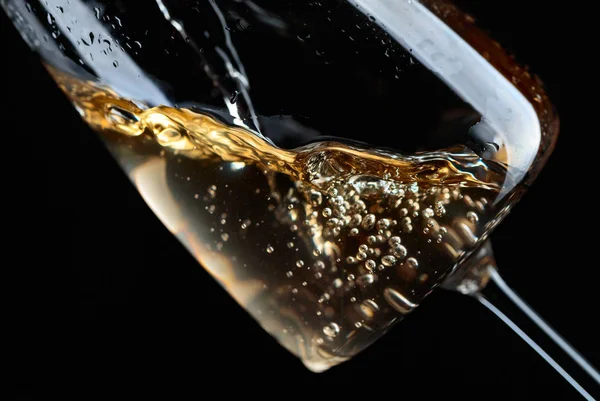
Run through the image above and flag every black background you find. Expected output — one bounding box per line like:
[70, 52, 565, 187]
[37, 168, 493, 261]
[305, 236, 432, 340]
[3, 1, 599, 400]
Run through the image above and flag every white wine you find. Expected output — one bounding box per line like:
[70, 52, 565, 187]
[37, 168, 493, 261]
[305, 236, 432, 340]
[4, 0, 557, 372]
[51, 67, 515, 371]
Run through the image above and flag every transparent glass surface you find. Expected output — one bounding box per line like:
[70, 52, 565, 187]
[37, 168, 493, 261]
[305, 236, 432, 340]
[2, 0, 562, 374]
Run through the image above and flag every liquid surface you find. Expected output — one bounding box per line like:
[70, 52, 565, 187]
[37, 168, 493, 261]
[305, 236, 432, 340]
[52, 68, 515, 371]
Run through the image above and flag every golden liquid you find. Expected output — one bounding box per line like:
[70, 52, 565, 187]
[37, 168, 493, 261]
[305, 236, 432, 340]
[50, 67, 512, 372]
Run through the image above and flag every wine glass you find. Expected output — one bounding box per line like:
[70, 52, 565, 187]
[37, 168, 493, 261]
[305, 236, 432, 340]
[2, 0, 597, 397]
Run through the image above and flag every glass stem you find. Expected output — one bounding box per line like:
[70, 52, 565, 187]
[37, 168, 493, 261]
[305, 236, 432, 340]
[475, 267, 599, 400]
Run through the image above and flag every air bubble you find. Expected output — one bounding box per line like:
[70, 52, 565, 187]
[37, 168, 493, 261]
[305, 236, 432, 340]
[350, 214, 362, 227]
[356, 273, 377, 287]
[323, 322, 340, 338]
[296, 260, 304, 268]
[383, 288, 418, 314]
[220, 233, 229, 242]
[365, 259, 376, 270]
[333, 278, 343, 288]
[392, 245, 407, 259]
[326, 217, 340, 228]
[406, 257, 419, 269]
[356, 299, 380, 320]
[266, 245, 274, 254]
[435, 202, 446, 217]
[362, 214, 376, 230]
[322, 208, 332, 218]
[310, 190, 323, 206]
[381, 255, 397, 267]
[467, 211, 479, 223]
[388, 236, 401, 246]
[377, 218, 391, 229]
